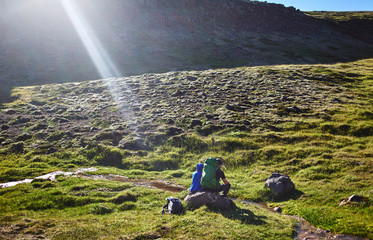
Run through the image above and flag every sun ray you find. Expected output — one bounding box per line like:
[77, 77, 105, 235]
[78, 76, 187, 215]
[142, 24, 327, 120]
[61, 0, 134, 122]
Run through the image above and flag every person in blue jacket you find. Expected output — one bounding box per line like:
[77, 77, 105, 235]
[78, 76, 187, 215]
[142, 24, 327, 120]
[190, 163, 204, 193]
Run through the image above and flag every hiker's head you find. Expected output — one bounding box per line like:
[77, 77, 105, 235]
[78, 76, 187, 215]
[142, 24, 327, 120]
[196, 163, 204, 171]
[217, 158, 224, 168]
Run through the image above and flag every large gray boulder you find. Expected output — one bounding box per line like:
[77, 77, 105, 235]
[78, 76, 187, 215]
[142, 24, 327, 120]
[184, 191, 235, 210]
[265, 173, 295, 197]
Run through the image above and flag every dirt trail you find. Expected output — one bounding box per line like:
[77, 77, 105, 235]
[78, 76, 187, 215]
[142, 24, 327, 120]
[0, 170, 366, 240]
[0, 168, 185, 192]
[81, 174, 185, 193]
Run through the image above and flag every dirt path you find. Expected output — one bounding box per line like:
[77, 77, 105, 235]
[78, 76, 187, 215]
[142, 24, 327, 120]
[80, 173, 185, 193]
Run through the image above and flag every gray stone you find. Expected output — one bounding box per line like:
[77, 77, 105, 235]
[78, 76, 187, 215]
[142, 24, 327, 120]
[273, 207, 282, 213]
[265, 173, 295, 196]
[184, 191, 235, 210]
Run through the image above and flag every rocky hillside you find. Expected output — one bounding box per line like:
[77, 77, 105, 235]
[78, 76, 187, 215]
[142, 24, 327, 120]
[1, 0, 372, 102]
[1, 59, 372, 164]
[0, 59, 372, 239]
[0, 65, 356, 154]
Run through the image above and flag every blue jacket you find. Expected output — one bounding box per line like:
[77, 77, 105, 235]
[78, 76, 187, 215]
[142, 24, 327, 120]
[190, 163, 204, 192]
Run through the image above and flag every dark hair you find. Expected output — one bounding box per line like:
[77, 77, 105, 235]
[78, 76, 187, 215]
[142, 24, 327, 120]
[217, 158, 223, 165]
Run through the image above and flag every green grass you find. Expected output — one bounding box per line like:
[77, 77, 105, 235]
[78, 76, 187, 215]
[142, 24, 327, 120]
[307, 11, 373, 23]
[0, 59, 372, 238]
[0, 178, 296, 239]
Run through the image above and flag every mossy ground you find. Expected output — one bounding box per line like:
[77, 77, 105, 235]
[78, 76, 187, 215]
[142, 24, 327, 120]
[0, 59, 372, 239]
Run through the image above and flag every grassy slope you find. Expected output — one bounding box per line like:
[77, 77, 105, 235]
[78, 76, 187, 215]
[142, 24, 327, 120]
[0, 59, 372, 239]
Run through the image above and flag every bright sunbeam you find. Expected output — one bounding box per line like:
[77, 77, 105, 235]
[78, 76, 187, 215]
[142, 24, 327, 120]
[61, 0, 120, 78]
[61, 0, 134, 120]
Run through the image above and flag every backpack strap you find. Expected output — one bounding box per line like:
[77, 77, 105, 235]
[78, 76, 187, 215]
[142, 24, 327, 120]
[161, 198, 172, 214]
[161, 203, 168, 214]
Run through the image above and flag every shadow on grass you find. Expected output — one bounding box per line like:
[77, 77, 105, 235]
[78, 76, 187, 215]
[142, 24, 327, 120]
[255, 188, 305, 202]
[217, 207, 267, 225]
[278, 189, 305, 202]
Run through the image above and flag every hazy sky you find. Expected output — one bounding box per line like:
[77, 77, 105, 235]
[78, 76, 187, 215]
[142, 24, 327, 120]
[261, 0, 373, 11]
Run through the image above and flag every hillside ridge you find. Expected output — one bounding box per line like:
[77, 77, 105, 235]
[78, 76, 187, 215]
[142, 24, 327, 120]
[1, 0, 372, 102]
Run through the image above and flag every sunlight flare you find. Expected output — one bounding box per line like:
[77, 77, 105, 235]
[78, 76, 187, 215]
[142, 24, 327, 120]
[61, 0, 134, 120]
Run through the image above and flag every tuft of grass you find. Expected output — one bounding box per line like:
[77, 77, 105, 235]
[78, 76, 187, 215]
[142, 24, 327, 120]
[89, 203, 114, 215]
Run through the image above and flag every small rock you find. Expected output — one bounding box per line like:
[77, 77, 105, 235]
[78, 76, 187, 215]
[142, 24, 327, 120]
[265, 173, 295, 197]
[273, 207, 282, 213]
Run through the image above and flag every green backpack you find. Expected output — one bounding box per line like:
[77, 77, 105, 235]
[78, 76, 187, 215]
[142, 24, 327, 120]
[201, 157, 220, 190]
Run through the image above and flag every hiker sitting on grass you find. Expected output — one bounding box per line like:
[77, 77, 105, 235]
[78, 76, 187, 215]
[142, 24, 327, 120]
[189, 163, 204, 194]
[201, 157, 231, 198]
